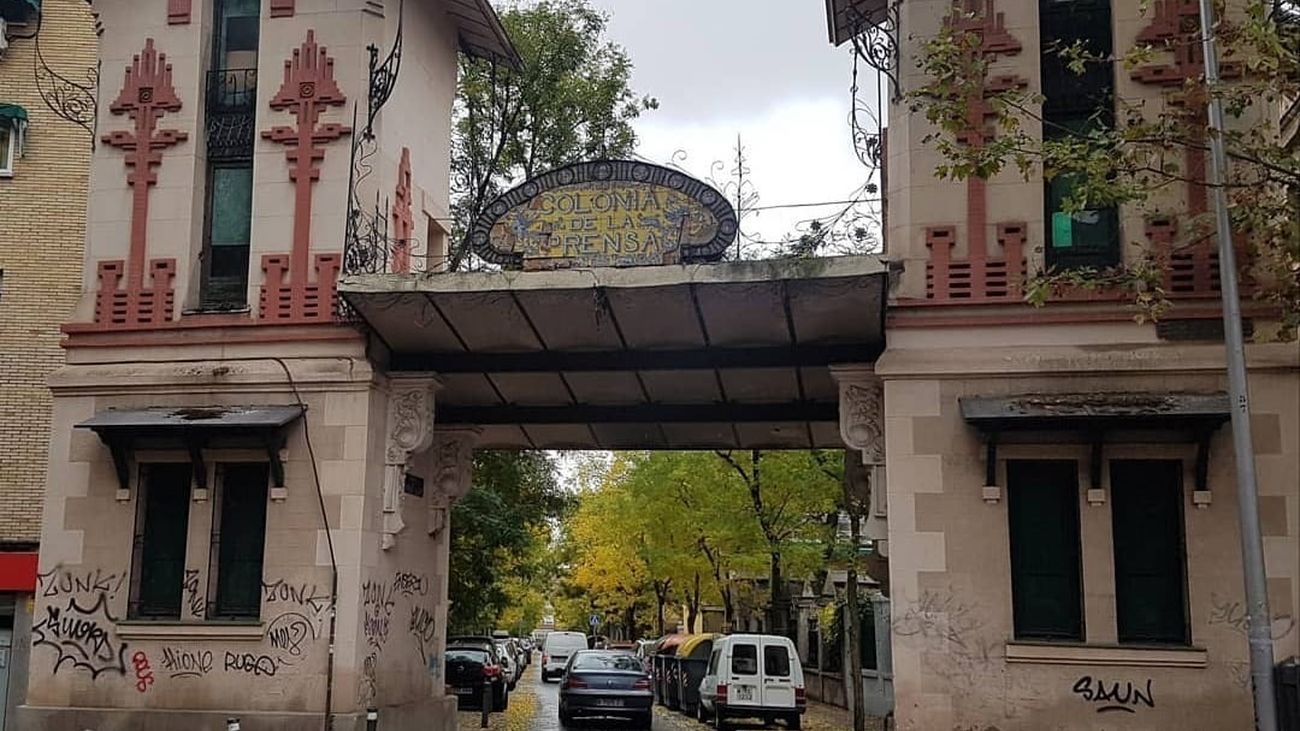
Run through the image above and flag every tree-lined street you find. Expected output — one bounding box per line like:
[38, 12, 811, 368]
[457, 661, 872, 731]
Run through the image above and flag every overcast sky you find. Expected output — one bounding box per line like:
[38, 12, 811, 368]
[585, 0, 878, 247]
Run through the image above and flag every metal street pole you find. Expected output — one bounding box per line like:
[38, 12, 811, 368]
[1195, 0, 1278, 727]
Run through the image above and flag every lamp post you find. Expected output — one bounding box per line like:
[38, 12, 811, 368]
[1195, 0, 1278, 727]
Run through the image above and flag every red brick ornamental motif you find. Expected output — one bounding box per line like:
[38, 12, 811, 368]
[260, 30, 351, 323]
[98, 39, 187, 327]
[392, 147, 413, 273]
[916, 0, 1028, 304]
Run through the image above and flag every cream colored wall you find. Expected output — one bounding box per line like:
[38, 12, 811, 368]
[23, 347, 370, 720]
[358, 0, 458, 273]
[875, 334, 1300, 730]
[247, 0, 367, 306]
[887, 0, 1270, 301]
[81, 0, 387, 318]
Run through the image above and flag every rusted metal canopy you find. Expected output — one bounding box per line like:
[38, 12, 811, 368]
[77, 405, 305, 433]
[340, 256, 888, 450]
[959, 393, 1231, 431]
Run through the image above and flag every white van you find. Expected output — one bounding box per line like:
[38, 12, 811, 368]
[697, 634, 805, 729]
[540, 631, 589, 682]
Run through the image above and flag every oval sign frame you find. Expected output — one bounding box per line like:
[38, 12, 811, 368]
[466, 160, 739, 268]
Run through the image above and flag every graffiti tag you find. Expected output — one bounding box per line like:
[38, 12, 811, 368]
[1208, 593, 1295, 640]
[392, 571, 429, 597]
[37, 567, 126, 600]
[224, 651, 277, 677]
[182, 569, 206, 618]
[266, 611, 317, 665]
[263, 579, 331, 616]
[32, 594, 128, 679]
[1072, 676, 1155, 713]
[410, 604, 437, 665]
[362, 580, 395, 649]
[160, 647, 214, 678]
[131, 651, 155, 693]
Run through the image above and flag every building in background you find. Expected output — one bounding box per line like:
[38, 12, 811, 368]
[0, 0, 97, 728]
[21, 0, 516, 728]
[825, 0, 1300, 727]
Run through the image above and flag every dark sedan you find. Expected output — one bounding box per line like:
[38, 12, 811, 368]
[445, 645, 509, 711]
[559, 650, 654, 728]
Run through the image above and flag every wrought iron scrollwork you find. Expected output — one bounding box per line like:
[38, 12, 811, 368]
[847, 0, 901, 103]
[30, 9, 99, 144]
[343, 0, 411, 284]
[364, 0, 403, 140]
[205, 68, 258, 160]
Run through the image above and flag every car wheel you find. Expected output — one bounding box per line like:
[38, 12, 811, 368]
[636, 711, 653, 729]
[714, 713, 729, 731]
[786, 714, 802, 730]
[696, 701, 708, 723]
[558, 707, 574, 727]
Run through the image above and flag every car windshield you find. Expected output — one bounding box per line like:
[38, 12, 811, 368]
[572, 652, 644, 671]
[446, 648, 489, 663]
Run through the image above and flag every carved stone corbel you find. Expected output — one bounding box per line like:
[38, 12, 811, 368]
[382, 375, 439, 550]
[428, 428, 480, 538]
[831, 365, 885, 465]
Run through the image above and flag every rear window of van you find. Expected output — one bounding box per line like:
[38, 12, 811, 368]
[764, 644, 791, 677]
[731, 643, 758, 675]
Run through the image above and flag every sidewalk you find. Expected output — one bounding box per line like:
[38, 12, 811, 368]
[800, 700, 886, 731]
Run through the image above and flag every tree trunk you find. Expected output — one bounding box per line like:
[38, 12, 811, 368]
[843, 454, 869, 731]
[687, 571, 701, 632]
[722, 584, 735, 632]
[846, 512, 867, 731]
[767, 551, 782, 635]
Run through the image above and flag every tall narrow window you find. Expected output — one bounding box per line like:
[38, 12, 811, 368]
[209, 463, 269, 619]
[1039, 0, 1119, 270]
[201, 0, 259, 310]
[1007, 460, 1083, 641]
[1111, 460, 1190, 645]
[130, 463, 192, 619]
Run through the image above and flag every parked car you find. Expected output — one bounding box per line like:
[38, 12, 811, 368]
[495, 639, 523, 688]
[697, 634, 805, 730]
[445, 645, 509, 711]
[558, 650, 654, 729]
[541, 631, 590, 682]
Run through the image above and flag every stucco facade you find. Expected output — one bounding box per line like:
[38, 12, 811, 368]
[843, 0, 1300, 724]
[21, 0, 511, 728]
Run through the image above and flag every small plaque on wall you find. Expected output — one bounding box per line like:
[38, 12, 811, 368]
[404, 474, 425, 497]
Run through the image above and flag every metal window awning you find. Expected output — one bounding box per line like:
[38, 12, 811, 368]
[0, 0, 39, 23]
[960, 392, 1231, 497]
[959, 393, 1231, 432]
[76, 405, 304, 491]
[0, 103, 28, 125]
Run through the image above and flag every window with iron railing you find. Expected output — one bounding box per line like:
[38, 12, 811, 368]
[199, 0, 260, 310]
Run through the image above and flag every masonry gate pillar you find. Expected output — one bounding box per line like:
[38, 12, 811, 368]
[424, 428, 479, 699]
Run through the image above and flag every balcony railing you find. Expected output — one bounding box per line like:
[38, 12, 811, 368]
[205, 68, 257, 160]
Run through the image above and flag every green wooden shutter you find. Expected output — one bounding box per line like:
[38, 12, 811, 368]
[1111, 460, 1189, 645]
[213, 463, 269, 619]
[1007, 460, 1083, 641]
[134, 463, 192, 619]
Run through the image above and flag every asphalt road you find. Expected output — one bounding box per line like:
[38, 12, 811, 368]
[456, 656, 870, 731]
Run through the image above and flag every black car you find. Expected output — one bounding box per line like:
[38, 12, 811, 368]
[445, 645, 509, 711]
[558, 650, 654, 729]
